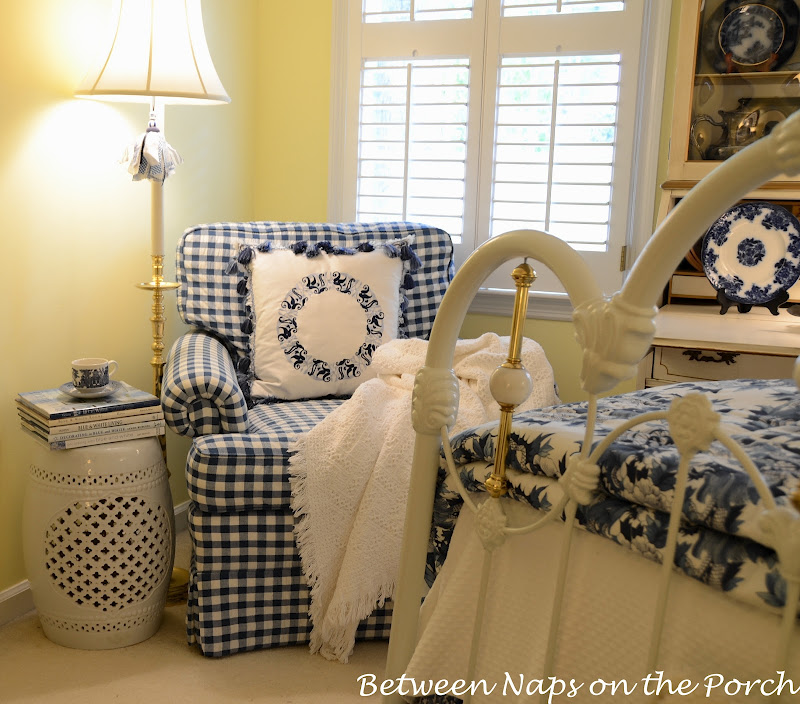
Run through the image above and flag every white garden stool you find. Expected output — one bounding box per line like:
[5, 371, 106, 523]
[22, 437, 174, 649]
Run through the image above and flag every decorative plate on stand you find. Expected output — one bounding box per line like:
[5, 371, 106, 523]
[703, 0, 800, 73]
[701, 201, 800, 306]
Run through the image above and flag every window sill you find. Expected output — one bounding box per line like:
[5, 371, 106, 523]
[469, 289, 574, 322]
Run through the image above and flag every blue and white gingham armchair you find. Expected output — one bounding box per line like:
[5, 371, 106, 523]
[161, 221, 454, 656]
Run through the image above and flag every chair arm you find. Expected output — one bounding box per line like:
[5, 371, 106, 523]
[161, 331, 249, 437]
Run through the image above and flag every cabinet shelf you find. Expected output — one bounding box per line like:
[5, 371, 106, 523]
[667, 0, 800, 182]
[694, 71, 800, 84]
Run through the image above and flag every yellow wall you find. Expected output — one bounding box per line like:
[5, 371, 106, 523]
[0, 0, 257, 595]
[254, 3, 333, 221]
[0, 0, 680, 598]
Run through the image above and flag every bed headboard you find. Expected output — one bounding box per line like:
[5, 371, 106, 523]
[384, 109, 800, 699]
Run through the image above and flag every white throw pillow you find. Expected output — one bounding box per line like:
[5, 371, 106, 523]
[244, 240, 413, 400]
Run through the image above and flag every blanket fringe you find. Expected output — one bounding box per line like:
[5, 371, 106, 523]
[292, 433, 396, 663]
[312, 583, 395, 663]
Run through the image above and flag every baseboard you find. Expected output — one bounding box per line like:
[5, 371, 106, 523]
[0, 500, 190, 629]
[0, 581, 35, 628]
[173, 499, 189, 534]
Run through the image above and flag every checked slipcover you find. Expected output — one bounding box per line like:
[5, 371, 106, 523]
[163, 221, 453, 656]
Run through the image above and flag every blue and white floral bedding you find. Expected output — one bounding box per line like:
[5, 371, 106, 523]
[429, 378, 800, 614]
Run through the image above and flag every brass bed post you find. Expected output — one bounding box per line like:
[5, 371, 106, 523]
[484, 261, 536, 498]
[383, 231, 603, 704]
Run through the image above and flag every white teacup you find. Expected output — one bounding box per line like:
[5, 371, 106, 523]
[71, 358, 118, 390]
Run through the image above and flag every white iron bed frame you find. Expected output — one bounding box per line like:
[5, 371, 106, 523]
[383, 111, 800, 702]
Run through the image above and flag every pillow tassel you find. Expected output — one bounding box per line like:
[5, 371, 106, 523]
[292, 241, 308, 255]
[238, 246, 254, 265]
[356, 242, 375, 253]
[237, 373, 253, 405]
[236, 278, 248, 296]
[224, 259, 239, 275]
[400, 243, 422, 271]
[257, 242, 272, 253]
[403, 273, 415, 290]
[398, 295, 410, 339]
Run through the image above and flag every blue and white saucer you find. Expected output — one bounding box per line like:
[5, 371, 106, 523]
[703, 0, 800, 73]
[59, 380, 122, 399]
[702, 201, 800, 304]
[719, 4, 785, 67]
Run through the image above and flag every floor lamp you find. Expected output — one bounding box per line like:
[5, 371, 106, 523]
[76, 0, 229, 603]
[75, 0, 230, 400]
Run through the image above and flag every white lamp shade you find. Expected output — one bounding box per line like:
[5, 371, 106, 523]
[76, 0, 230, 105]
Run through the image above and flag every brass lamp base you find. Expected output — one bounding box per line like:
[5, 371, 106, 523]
[137, 255, 188, 600]
[136, 254, 181, 400]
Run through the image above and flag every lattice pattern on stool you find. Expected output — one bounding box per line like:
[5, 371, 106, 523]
[30, 463, 165, 488]
[44, 497, 171, 611]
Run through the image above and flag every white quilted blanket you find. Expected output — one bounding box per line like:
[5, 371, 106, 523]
[288, 332, 558, 662]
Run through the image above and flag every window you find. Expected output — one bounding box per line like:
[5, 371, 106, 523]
[490, 54, 620, 248]
[330, 0, 670, 313]
[357, 57, 469, 237]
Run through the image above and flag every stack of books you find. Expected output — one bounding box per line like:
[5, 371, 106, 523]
[16, 382, 165, 450]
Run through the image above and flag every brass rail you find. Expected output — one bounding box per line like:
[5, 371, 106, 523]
[484, 261, 536, 498]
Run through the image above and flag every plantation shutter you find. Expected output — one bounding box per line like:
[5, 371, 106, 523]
[363, 0, 473, 22]
[357, 58, 470, 239]
[340, 0, 648, 296]
[503, 0, 624, 16]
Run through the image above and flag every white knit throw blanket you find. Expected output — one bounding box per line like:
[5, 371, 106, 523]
[288, 332, 558, 663]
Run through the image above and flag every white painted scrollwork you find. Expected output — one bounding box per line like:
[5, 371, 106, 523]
[474, 498, 508, 552]
[666, 393, 720, 456]
[771, 111, 800, 177]
[559, 455, 601, 506]
[759, 507, 800, 583]
[411, 366, 459, 435]
[573, 294, 657, 396]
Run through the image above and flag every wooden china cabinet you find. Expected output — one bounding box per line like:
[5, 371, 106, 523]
[640, 0, 800, 388]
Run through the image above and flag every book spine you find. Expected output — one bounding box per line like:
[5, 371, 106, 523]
[19, 416, 165, 442]
[18, 408, 163, 433]
[21, 424, 165, 451]
[15, 399, 161, 426]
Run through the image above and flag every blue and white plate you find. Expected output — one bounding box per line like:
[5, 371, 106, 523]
[701, 201, 800, 304]
[59, 380, 122, 399]
[703, 0, 800, 73]
[720, 4, 785, 66]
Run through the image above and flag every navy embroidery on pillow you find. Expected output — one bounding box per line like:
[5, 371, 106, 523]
[277, 271, 384, 382]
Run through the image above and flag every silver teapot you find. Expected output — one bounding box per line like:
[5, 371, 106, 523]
[691, 99, 787, 160]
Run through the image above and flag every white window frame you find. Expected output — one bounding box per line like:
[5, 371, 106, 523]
[329, 0, 671, 320]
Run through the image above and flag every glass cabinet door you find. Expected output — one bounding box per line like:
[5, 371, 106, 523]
[668, 0, 800, 181]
